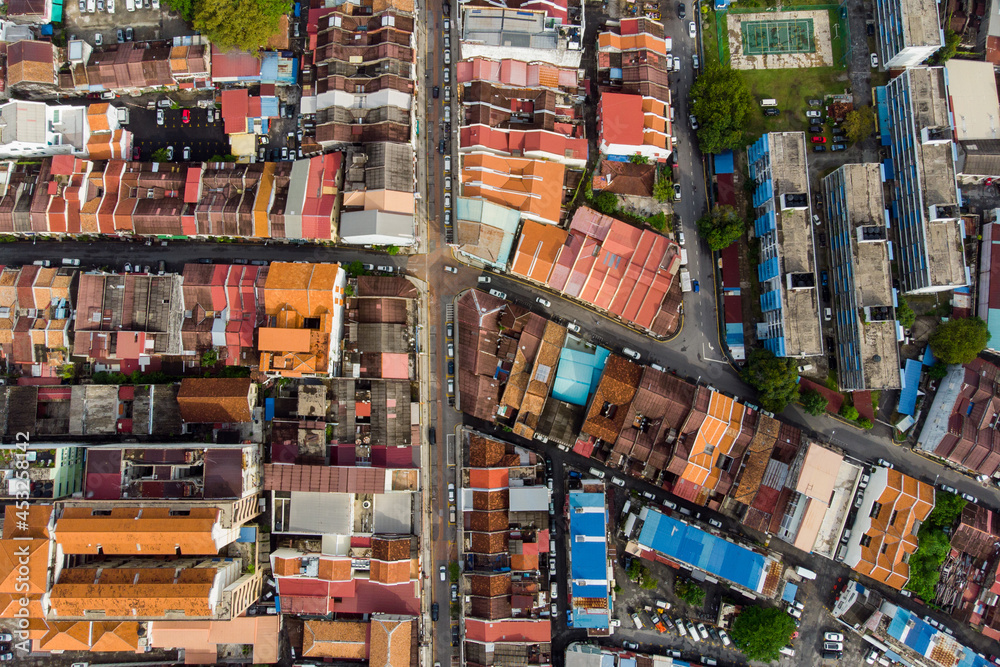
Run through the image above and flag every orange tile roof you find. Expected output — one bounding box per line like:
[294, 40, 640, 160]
[370, 616, 412, 667]
[302, 620, 368, 659]
[853, 469, 934, 590]
[2, 504, 52, 539]
[460, 153, 564, 225]
[263, 262, 342, 320]
[55, 507, 223, 555]
[679, 391, 745, 490]
[0, 538, 48, 595]
[370, 559, 411, 584]
[510, 220, 568, 283]
[149, 617, 279, 664]
[177, 377, 254, 423]
[37, 621, 141, 653]
[469, 468, 509, 490]
[49, 567, 218, 618]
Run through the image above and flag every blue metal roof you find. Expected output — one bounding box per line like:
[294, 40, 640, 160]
[782, 582, 798, 604]
[714, 150, 735, 174]
[569, 491, 610, 629]
[637, 510, 767, 592]
[921, 346, 936, 367]
[552, 346, 609, 406]
[897, 358, 922, 416]
[886, 607, 993, 667]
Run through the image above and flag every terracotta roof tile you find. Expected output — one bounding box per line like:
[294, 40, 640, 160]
[177, 377, 254, 423]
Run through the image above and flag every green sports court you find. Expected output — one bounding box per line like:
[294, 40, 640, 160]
[740, 18, 816, 55]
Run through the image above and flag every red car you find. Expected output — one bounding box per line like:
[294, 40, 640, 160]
[182, 109, 191, 124]
[811, 136, 827, 144]
[132, 147, 140, 161]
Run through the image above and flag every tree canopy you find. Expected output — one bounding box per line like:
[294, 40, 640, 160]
[840, 404, 859, 421]
[926, 491, 967, 528]
[843, 106, 876, 145]
[150, 147, 170, 162]
[177, 0, 291, 53]
[929, 317, 991, 364]
[689, 64, 755, 154]
[932, 25, 960, 64]
[730, 606, 797, 662]
[801, 389, 828, 416]
[906, 524, 951, 600]
[896, 297, 916, 329]
[740, 348, 800, 413]
[695, 205, 744, 251]
[675, 578, 705, 606]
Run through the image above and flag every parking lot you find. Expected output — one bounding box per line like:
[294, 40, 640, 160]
[64, 0, 191, 46]
[129, 106, 229, 163]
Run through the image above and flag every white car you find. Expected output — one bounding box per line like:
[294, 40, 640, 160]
[678, 231, 685, 245]
[166, 145, 174, 161]
[439, 565, 446, 581]
[806, 110, 822, 118]
[182, 146, 191, 160]
[622, 348, 641, 361]
[688, 21, 696, 38]
[871, 52, 879, 68]
[611, 477, 626, 487]
[567, 322, 581, 333]
[825, 632, 844, 642]
[207, 108, 214, 123]
[444, 266, 458, 274]
[107, 0, 114, 11]
[535, 297, 551, 307]
[708, 518, 723, 528]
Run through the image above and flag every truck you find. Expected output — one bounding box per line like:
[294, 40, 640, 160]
[795, 566, 817, 580]
[680, 269, 692, 292]
[679, 248, 688, 266]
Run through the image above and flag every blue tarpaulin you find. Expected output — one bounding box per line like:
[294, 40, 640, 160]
[714, 150, 735, 174]
[238, 526, 257, 543]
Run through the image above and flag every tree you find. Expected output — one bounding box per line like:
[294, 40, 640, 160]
[932, 26, 960, 64]
[647, 211, 669, 232]
[675, 578, 705, 606]
[896, 297, 916, 329]
[591, 191, 619, 216]
[150, 148, 170, 162]
[858, 417, 874, 430]
[640, 574, 658, 590]
[929, 317, 991, 364]
[927, 361, 949, 380]
[386, 245, 400, 256]
[164, 0, 196, 20]
[629, 154, 649, 164]
[740, 348, 800, 413]
[906, 524, 951, 600]
[695, 205, 744, 251]
[840, 404, 859, 421]
[926, 491, 967, 528]
[207, 154, 238, 162]
[689, 63, 755, 154]
[200, 349, 218, 367]
[345, 260, 368, 277]
[843, 106, 876, 145]
[653, 177, 673, 203]
[730, 605, 797, 662]
[801, 389, 828, 416]
[192, 0, 291, 53]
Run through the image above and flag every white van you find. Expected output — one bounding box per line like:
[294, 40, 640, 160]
[795, 566, 817, 580]
[760, 98, 778, 107]
[779, 646, 795, 657]
[444, 155, 451, 173]
[588, 467, 606, 479]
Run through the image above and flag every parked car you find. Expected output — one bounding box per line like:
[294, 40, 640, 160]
[831, 143, 847, 151]
[206, 107, 214, 123]
[94, 32, 103, 46]
[117, 28, 125, 42]
[806, 110, 822, 118]
[444, 265, 458, 274]
[674, 183, 682, 201]
[825, 632, 844, 642]
[622, 348, 641, 361]
[692, 53, 699, 68]
[433, 86, 439, 98]
[871, 53, 879, 68]
[182, 146, 191, 160]
[689, 114, 699, 130]
[166, 145, 174, 160]
[811, 136, 827, 144]
[431, 603, 439, 621]
[535, 297, 551, 307]
[180, 109, 190, 124]
[808, 99, 822, 106]
[962, 492, 979, 503]
[688, 21, 696, 38]
[708, 518, 723, 528]
[677, 2, 685, 17]
[764, 108, 780, 116]
[439, 565, 447, 581]
[821, 270, 828, 286]
[876, 458, 894, 469]
[823, 641, 843, 652]
[623, 641, 640, 650]
[814, 145, 826, 152]
[692, 279, 700, 292]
